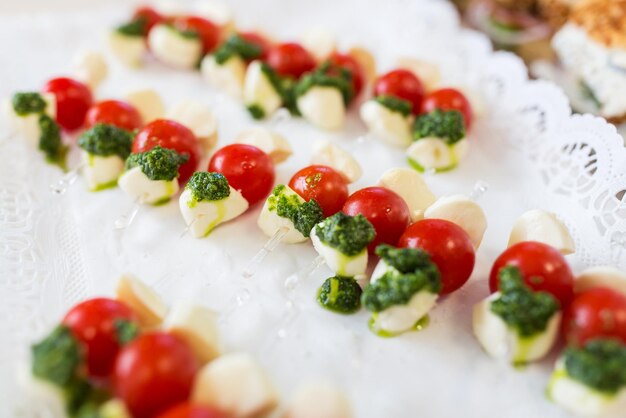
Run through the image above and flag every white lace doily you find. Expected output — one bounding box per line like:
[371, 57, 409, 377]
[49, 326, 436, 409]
[1, 1, 625, 417]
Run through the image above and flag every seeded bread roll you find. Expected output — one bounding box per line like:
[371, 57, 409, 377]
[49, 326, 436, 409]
[569, 0, 626, 49]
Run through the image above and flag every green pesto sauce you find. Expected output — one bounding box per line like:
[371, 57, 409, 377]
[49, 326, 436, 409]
[213, 34, 263, 65]
[407, 150, 458, 174]
[90, 179, 119, 193]
[12, 92, 47, 116]
[412, 109, 466, 145]
[186, 171, 230, 203]
[116, 18, 147, 37]
[563, 339, 626, 395]
[78, 123, 133, 159]
[39, 114, 67, 170]
[375, 95, 412, 117]
[316, 276, 362, 314]
[294, 61, 354, 105]
[368, 314, 430, 338]
[202, 200, 226, 237]
[267, 185, 323, 237]
[125, 146, 188, 181]
[314, 212, 375, 256]
[247, 104, 266, 120]
[490, 266, 559, 339]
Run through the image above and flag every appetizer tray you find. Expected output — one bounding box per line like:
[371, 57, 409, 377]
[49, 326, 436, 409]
[1, 0, 625, 417]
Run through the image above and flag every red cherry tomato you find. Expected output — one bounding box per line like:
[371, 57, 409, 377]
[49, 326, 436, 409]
[62, 298, 137, 378]
[133, 119, 201, 184]
[563, 287, 626, 347]
[156, 403, 226, 418]
[85, 100, 143, 131]
[133, 6, 164, 35]
[373, 69, 424, 115]
[266, 42, 316, 79]
[422, 88, 473, 130]
[342, 187, 410, 253]
[42, 77, 93, 131]
[172, 16, 221, 53]
[398, 219, 475, 295]
[114, 332, 200, 418]
[289, 165, 349, 218]
[208, 144, 275, 206]
[239, 32, 271, 61]
[489, 241, 575, 307]
[328, 52, 365, 98]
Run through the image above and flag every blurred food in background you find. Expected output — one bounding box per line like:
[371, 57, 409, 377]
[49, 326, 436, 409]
[454, 0, 626, 131]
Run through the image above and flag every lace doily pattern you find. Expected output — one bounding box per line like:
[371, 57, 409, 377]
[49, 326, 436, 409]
[0, 1, 625, 417]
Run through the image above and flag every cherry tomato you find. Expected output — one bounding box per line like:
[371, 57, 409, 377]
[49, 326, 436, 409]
[563, 287, 626, 347]
[239, 32, 271, 61]
[422, 88, 473, 130]
[85, 100, 143, 131]
[42, 77, 93, 131]
[398, 219, 475, 295]
[342, 187, 410, 253]
[266, 42, 316, 79]
[133, 6, 164, 35]
[156, 403, 226, 418]
[289, 165, 349, 218]
[133, 119, 201, 184]
[208, 144, 275, 207]
[373, 69, 424, 115]
[328, 52, 365, 98]
[114, 332, 200, 418]
[172, 16, 221, 53]
[62, 298, 137, 378]
[489, 241, 575, 307]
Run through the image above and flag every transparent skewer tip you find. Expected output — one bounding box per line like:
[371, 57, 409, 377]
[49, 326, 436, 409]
[49, 163, 84, 194]
[113, 197, 143, 230]
[242, 227, 289, 278]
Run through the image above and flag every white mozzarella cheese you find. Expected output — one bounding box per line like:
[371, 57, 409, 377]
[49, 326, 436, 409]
[118, 166, 179, 205]
[17, 364, 67, 418]
[167, 100, 218, 151]
[148, 24, 203, 70]
[472, 293, 561, 364]
[378, 167, 436, 221]
[508, 209, 575, 255]
[5, 93, 56, 147]
[310, 140, 361, 183]
[310, 231, 368, 277]
[285, 382, 352, 418]
[72, 50, 108, 90]
[360, 100, 413, 147]
[244, 60, 283, 118]
[108, 31, 146, 68]
[99, 399, 132, 418]
[406, 137, 468, 172]
[297, 86, 346, 131]
[179, 187, 248, 238]
[116, 274, 168, 328]
[236, 127, 292, 164]
[81, 151, 124, 191]
[548, 359, 626, 417]
[124, 89, 165, 123]
[192, 353, 279, 418]
[300, 27, 336, 61]
[395, 57, 441, 91]
[257, 186, 308, 244]
[368, 260, 438, 334]
[574, 266, 626, 297]
[201, 54, 246, 99]
[373, 291, 438, 335]
[162, 301, 221, 363]
[424, 194, 487, 249]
